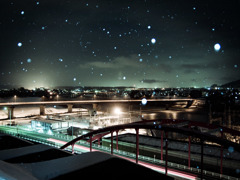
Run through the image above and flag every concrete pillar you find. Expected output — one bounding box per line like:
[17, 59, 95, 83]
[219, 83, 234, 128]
[40, 105, 45, 115]
[185, 100, 193, 108]
[8, 106, 15, 119]
[67, 104, 73, 113]
[90, 103, 98, 116]
[93, 103, 98, 111]
[165, 104, 169, 110]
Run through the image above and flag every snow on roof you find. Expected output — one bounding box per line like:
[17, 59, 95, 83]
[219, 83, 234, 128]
[0, 160, 38, 180]
[0, 144, 53, 161]
[18, 152, 113, 180]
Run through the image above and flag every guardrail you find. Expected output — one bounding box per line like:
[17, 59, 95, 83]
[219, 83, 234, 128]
[0, 126, 239, 180]
[88, 143, 239, 180]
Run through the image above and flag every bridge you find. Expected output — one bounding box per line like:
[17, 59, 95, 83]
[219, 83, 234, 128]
[0, 98, 196, 119]
[0, 118, 239, 179]
[60, 119, 240, 180]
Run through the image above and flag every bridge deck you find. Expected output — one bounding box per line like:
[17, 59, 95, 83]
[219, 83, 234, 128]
[0, 98, 194, 107]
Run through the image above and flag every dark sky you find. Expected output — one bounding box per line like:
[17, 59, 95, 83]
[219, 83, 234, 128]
[1, 0, 240, 89]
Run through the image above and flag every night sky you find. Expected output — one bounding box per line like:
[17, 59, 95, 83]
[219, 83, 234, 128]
[1, 0, 240, 89]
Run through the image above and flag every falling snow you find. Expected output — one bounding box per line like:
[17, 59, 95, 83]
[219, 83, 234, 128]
[17, 42, 22, 47]
[151, 38, 156, 44]
[0, 1, 239, 88]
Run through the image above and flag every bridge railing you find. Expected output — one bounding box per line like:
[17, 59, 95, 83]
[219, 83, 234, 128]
[91, 144, 239, 180]
[72, 140, 239, 180]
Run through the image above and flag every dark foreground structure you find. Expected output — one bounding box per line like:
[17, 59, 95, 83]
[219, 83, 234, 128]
[0, 133, 172, 180]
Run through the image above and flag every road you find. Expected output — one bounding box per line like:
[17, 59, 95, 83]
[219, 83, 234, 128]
[0, 98, 194, 107]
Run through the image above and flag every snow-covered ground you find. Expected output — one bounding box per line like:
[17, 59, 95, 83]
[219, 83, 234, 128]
[0, 106, 83, 119]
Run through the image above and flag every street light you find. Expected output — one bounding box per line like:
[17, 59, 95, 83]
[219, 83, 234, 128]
[114, 107, 121, 115]
[14, 95, 17, 102]
[141, 98, 147, 105]
[140, 98, 147, 118]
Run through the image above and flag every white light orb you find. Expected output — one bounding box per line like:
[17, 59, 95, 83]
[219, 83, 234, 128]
[151, 38, 156, 44]
[141, 98, 147, 105]
[27, 58, 32, 63]
[17, 42, 22, 47]
[214, 43, 221, 52]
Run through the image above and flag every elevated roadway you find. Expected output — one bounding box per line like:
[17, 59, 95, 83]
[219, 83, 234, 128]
[0, 98, 195, 106]
[0, 98, 196, 119]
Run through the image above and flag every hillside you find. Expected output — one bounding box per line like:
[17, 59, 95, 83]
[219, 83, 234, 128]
[221, 79, 240, 88]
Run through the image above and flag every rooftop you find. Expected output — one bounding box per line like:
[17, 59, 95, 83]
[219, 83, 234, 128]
[0, 133, 172, 179]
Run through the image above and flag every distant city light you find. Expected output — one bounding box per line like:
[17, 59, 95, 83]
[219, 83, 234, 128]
[214, 43, 221, 52]
[147, 25, 151, 29]
[114, 107, 121, 115]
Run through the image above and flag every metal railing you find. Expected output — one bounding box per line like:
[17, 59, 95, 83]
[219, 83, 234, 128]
[0, 126, 239, 180]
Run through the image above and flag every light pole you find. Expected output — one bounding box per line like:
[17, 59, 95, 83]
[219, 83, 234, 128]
[14, 95, 17, 102]
[140, 98, 147, 117]
[4, 107, 11, 126]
